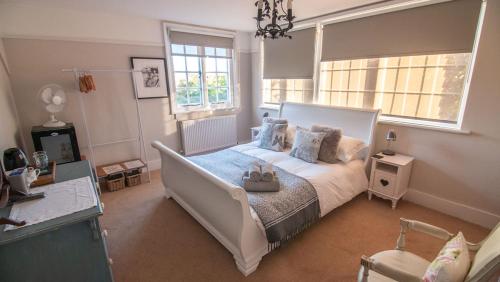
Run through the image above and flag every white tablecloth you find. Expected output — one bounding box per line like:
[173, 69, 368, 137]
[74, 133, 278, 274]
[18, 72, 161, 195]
[5, 176, 97, 231]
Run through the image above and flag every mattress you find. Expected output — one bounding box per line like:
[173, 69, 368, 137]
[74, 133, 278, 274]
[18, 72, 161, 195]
[230, 142, 368, 234]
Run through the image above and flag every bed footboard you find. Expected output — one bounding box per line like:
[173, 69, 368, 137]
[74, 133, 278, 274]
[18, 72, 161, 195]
[151, 141, 268, 276]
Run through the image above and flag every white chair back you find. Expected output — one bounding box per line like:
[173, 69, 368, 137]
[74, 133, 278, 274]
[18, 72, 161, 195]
[466, 222, 500, 281]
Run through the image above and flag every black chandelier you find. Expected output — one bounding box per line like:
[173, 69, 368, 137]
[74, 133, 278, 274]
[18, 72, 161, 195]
[254, 0, 295, 39]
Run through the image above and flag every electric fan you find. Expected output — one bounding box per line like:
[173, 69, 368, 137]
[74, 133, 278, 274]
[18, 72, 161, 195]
[38, 84, 67, 128]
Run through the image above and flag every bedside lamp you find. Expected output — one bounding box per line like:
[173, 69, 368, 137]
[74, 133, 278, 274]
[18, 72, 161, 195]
[382, 129, 397, 156]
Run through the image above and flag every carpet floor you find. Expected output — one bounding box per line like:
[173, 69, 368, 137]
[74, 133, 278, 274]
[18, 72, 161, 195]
[100, 171, 489, 282]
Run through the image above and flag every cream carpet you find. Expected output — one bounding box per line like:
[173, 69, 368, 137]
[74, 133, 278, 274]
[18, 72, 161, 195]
[100, 171, 489, 282]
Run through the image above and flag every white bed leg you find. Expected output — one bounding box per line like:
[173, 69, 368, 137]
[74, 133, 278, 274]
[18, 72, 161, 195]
[234, 254, 262, 276]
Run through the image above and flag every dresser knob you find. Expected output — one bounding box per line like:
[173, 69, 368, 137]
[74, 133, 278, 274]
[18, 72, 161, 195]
[380, 179, 389, 186]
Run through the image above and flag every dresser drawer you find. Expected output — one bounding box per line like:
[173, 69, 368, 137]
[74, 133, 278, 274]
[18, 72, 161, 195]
[372, 170, 397, 196]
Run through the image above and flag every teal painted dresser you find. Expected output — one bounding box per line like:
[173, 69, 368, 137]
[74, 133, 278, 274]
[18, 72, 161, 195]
[0, 161, 113, 282]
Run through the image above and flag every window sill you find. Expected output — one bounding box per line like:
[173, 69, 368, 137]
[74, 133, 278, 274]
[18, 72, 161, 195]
[174, 106, 237, 115]
[259, 104, 281, 111]
[378, 118, 471, 135]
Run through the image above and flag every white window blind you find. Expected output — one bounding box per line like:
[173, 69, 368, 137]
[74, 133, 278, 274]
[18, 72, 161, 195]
[321, 0, 482, 61]
[263, 28, 316, 79]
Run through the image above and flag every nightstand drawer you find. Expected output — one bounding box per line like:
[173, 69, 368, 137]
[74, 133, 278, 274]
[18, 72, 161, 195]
[372, 170, 397, 196]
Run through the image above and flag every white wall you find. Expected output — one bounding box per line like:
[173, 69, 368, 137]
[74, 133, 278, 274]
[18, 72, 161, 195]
[0, 3, 254, 168]
[250, 2, 500, 228]
[0, 39, 23, 157]
[0, 3, 164, 46]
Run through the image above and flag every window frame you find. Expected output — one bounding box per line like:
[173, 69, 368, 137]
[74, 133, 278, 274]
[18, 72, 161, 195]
[171, 45, 233, 109]
[317, 54, 472, 125]
[262, 79, 314, 105]
[163, 22, 238, 114]
[259, 0, 487, 132]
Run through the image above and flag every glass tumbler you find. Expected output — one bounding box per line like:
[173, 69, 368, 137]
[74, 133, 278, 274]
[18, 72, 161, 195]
[33, 151, 49, 171]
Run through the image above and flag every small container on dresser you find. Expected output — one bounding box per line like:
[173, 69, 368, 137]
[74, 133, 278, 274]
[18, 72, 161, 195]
[368, 152, 414, 209]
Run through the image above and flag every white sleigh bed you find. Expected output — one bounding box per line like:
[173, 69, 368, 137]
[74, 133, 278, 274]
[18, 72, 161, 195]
[152, 102, 379, 276]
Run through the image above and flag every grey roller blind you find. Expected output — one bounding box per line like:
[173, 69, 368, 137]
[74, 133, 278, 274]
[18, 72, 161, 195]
[169, 31, 234, 49]
[263, 28, 316, 79]
[321, 0, 482, 61]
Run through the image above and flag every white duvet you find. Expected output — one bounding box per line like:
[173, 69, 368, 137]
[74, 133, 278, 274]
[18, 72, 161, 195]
[230, 142, 368, 233]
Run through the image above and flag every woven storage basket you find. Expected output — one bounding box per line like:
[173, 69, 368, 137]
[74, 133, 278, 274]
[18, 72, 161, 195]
[106, 172, 125, 192]
[125, 169, 141, 187]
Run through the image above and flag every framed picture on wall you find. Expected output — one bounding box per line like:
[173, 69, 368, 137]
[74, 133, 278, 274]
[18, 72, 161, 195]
[130, 57, 169, 99]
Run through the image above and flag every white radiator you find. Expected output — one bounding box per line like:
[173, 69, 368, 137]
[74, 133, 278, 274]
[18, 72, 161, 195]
[179, 115, 238, 156]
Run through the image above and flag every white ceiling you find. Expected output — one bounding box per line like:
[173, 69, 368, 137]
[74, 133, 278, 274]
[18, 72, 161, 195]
[0, 0, 383, 31]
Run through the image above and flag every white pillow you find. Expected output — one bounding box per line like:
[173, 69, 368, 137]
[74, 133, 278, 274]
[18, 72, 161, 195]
[336, 135, 367, 163]
[423, 232, 471, 282]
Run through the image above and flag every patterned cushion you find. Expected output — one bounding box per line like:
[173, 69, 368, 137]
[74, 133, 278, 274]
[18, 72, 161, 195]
[289, 128, 326, 163]
[423, 232, 471, 282]
[258, 122, 287, 152]
[311, 125, 342, 163]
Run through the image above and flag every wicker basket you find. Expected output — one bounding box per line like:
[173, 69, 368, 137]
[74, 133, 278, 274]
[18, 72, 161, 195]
[125, 169, 141, 187]
[106, 172, 125, 192]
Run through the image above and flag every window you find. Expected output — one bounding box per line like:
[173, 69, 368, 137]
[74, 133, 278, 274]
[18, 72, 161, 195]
[262, 79, 314, 104]
[259, 0, 483, 129]
[171, 44, 233, 110]
[318, 53, 471, 123]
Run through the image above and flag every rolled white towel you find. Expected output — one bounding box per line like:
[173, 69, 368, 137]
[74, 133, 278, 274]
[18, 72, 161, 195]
[261, 164, 274, 182]
[248, 162, 261, 181]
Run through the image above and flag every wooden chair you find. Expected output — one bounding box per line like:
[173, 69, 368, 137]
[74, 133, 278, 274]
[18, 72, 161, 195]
[358, 218, 500, 282]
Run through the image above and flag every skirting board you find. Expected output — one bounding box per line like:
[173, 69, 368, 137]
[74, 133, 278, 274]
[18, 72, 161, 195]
[148, 159, 162, 171]
[404, 189, 500, 229]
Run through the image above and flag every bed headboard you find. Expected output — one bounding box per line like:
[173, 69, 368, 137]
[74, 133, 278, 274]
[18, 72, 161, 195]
[279, 102, 380, 163]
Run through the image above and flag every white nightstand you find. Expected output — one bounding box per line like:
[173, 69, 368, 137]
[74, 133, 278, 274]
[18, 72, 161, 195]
[251, 126, 261, 142]
[368, 152, 414, 209]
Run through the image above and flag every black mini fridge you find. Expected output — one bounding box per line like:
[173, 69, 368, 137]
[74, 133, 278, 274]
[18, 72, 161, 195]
[31, 123, 81, 164]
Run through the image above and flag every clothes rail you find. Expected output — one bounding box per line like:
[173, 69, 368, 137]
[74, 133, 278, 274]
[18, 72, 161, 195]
[61, 68, 143, 73]
[61, 67, 151, 184]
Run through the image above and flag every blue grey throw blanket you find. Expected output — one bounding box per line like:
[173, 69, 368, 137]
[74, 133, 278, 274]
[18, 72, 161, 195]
[188, 149, 320, 250]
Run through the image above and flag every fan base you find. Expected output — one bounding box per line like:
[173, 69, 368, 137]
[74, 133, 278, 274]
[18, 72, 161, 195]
[43, 120, 66, 128]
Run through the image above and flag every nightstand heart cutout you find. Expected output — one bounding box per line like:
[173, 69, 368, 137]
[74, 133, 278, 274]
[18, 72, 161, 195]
[380, 179, 389, 187]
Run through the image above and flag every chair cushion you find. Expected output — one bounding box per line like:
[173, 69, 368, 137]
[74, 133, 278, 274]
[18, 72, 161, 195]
[423, 232, 470, 282]
[357, 250, 430, 282]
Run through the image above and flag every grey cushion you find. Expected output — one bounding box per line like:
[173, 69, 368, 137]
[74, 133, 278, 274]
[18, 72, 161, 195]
[263, 117, 288, 124]
[289, 128, 326, 163]
[259, 122, 287, 152]
[285, 125, 297, 148]
[311, 125, 342, 163]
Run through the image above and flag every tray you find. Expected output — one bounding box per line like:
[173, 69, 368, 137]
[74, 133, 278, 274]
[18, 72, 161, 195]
[31, 161, 56, 188]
